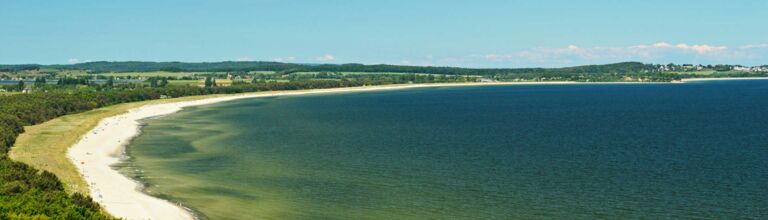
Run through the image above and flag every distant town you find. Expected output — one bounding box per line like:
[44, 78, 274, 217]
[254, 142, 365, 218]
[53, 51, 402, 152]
[655, 63, 768, 72]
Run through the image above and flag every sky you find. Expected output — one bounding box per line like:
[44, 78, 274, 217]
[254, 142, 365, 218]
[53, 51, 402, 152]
[1, 0, 767, 68]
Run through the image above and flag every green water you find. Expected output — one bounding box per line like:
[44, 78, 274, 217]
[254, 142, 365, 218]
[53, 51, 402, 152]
[123, 82, 768, 219]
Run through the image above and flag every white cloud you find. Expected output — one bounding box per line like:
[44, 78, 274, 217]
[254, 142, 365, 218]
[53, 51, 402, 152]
[653, 42, 673, 48]
[67, 58, 80, 64]
[316, 54, 336, 61]
[507, 42, 730, 62]
[451, 42, 767, 67]
[673, 44, 727, 54]
[741, 44, 768, 49]
[630, 42, 673, 49]
[628, 42, 727, 54]
[273, 56, 296, 62]
[296, 42, 761, 68]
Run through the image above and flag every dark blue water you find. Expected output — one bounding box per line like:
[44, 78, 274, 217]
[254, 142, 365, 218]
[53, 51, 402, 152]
[127, 81, 768, 219]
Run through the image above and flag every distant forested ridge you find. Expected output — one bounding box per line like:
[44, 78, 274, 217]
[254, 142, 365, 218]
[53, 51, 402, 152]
[3, 61, 766, 83]
[0, 61, 656, 74]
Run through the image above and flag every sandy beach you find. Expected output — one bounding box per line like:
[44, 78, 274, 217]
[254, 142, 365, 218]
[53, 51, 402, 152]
[65, 79, 767, 219]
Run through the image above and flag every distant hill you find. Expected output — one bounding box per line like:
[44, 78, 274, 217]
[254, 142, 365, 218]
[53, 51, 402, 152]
[0, 61, 657, 76]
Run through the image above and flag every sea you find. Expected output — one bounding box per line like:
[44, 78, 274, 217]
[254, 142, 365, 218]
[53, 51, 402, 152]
[121, 80, 768, 219]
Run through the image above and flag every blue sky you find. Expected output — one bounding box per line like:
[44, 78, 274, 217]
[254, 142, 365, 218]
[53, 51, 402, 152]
[1, 0, 767, 67]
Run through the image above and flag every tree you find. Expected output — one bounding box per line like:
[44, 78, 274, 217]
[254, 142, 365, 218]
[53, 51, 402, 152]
[17, 80, 24, 91]
[106, 76, 114, 88]
[34, 77, 46, 88]
[160, 78, 168, 87]
[149, 78, 158, 88]
[204, 77, 213, 88]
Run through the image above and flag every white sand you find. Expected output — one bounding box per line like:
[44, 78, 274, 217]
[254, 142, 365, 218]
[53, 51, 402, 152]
[67, 79, 760, 219]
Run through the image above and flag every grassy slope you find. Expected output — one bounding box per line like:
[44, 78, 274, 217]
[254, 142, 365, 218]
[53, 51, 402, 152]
[8, 93, 249, 195]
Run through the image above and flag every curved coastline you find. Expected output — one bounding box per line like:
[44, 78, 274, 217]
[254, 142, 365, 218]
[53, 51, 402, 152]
[66, 82, 534, 219]
[63, 79, 765, 219]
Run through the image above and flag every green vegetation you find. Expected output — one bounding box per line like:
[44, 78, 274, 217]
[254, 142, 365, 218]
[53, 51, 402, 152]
[0, 91, 120, 218]
[0, 159, 113, 219]
[3, 62, 767, 89]
[0, 92, 21, 96]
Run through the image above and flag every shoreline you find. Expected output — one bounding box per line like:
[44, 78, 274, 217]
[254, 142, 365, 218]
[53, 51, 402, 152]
[64, 79, 767, 219]
[67, 82, 544, 219]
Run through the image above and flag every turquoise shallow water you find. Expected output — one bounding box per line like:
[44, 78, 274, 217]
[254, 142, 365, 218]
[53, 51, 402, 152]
[123, 81, 768, 219]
